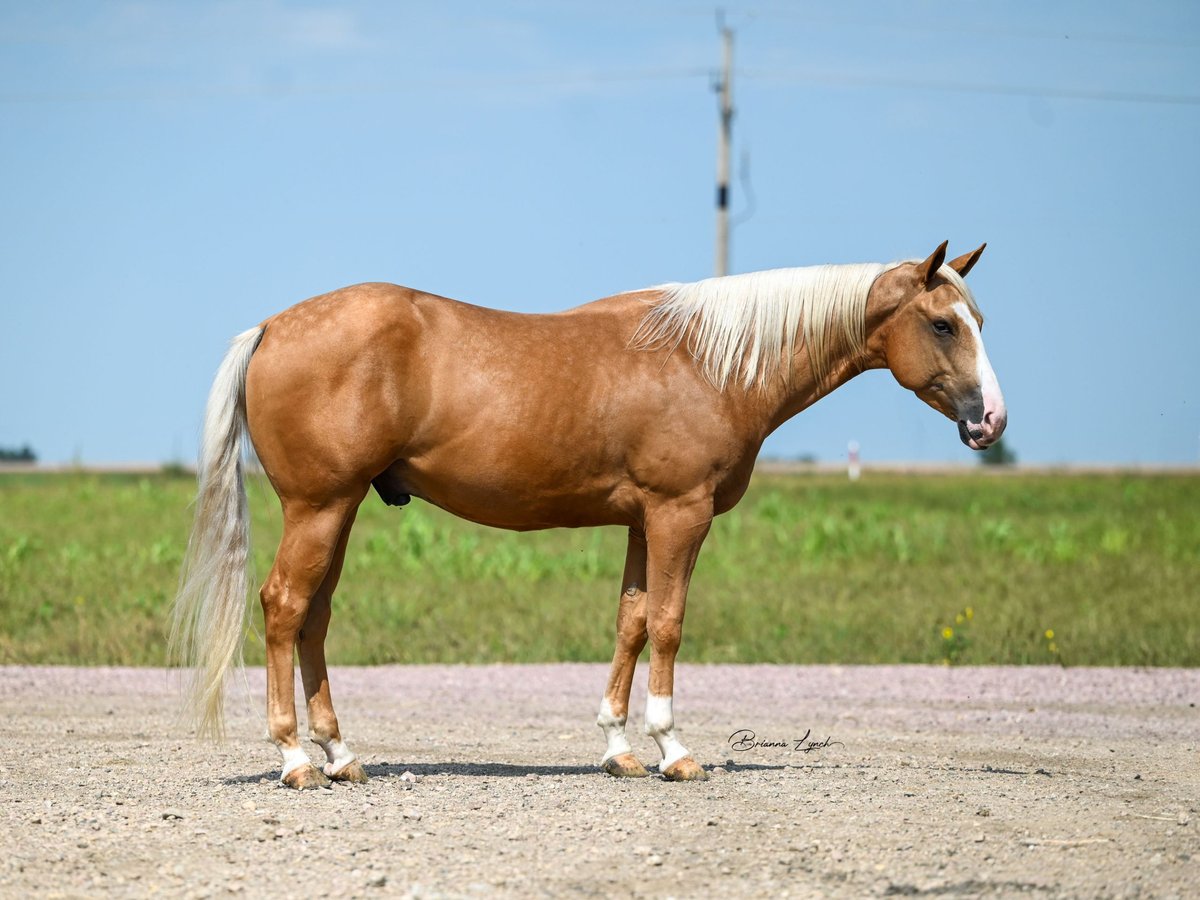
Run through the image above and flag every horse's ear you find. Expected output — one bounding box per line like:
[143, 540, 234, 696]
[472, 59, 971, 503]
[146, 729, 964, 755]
[916, 240, 949, 286]
[947, 243, 986, 278]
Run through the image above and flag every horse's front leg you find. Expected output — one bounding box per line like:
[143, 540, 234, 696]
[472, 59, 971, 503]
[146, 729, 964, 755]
[642, 500, 712, 782]
[597, 527, 650, 777]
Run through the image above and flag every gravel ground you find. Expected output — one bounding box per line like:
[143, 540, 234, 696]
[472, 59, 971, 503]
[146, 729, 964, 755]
[1, 664, 1196, 898]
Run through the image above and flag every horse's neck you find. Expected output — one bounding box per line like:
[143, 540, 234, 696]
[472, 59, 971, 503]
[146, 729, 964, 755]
[757, 349, 871, 436]
[759, 274, 904, 432]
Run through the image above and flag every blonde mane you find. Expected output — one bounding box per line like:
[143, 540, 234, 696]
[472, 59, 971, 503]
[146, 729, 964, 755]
[632, 261, 979, 391]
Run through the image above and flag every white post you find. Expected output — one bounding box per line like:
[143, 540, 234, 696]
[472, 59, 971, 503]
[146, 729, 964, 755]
[848, 440, 861, 481]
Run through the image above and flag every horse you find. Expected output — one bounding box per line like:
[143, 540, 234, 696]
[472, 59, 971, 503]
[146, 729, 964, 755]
[171, 240, 1006, 788]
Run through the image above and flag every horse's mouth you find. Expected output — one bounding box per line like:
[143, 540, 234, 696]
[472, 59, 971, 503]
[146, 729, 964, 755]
[958, 420, 989, 451]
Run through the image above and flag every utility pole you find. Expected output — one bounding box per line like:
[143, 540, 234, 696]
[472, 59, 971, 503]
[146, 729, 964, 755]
[714, 24, 733, 277]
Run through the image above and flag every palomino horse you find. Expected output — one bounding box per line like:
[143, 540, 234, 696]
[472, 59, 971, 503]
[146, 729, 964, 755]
[172, 240, 1006, 788]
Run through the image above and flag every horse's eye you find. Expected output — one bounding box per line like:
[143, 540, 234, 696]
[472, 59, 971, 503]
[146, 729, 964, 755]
[932, 320, 953, 336]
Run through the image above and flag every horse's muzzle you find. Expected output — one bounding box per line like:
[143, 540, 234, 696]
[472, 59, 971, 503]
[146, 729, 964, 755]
[958, 406, 1007, 450]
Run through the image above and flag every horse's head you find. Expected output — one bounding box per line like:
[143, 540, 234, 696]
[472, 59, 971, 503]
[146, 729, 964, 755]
[873, 241, 1007, 450]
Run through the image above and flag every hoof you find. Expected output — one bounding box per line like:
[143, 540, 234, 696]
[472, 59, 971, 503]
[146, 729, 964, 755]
[662, 757, 709, 782]
[282, 763, 331, 790]
[602, 753, 650, 778]
[326, 759, 369, 784]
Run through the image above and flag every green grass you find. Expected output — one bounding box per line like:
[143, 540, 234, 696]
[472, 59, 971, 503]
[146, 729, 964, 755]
[1, 471, 1197, 666]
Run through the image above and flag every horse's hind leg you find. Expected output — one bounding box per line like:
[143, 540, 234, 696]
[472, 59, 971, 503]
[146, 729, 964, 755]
[298, 508, 368, 784]
[260, 498, 361, 789]
[596, 528, 651, 777]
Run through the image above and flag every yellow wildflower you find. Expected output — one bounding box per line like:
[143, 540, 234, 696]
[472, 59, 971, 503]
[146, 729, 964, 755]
[1044, 629, 1055, 640]
[942, 627, 954, 640]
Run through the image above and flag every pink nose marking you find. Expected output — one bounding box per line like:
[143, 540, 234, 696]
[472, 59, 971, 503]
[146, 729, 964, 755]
[981, 407, 1007, 441]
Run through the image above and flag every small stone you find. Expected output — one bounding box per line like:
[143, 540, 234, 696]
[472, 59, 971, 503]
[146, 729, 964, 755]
[241, 800, 256, 811]
[403, 809, 423, 821]
[632, 845, 651, 856]
[1177, 813, 1190, 826]
[711, 767, 727, 775]
[647, 854, 663, 866]
[1149, 853, 1163, 866]
[367, 873, 387, 888]
[399, 771, 421, 784]
[161, 809, 184, 820]
[976, 808, 991, 817]
[973, 834, 985, 843]
[706, 818, 719, 826]
[30, 817, 41, 825]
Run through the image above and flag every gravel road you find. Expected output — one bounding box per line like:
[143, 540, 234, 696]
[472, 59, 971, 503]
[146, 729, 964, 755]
[2, 664, 1196, 898]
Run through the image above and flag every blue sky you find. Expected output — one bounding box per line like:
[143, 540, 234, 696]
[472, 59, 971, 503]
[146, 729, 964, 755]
[2, 1, 1198, 465]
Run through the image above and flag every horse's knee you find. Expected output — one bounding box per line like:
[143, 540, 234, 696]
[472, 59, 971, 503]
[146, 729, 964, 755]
[648, 620, 682, 654]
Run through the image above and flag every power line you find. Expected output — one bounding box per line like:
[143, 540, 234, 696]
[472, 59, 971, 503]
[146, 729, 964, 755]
[742, 68, 1200, 106]
[729, 8, 1200, 50]
[0, 66, 711, 104]
[1, 66, 1195, 107]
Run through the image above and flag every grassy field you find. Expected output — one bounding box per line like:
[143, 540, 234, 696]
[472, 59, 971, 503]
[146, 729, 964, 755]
[0, 471, 1196, 667]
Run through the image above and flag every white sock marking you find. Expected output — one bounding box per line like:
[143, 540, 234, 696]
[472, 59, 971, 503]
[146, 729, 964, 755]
[316, 738, 357, 776]
[279, 745, 312, 779]
[597, 698, 633, 763]
[645, 693, 690, 769]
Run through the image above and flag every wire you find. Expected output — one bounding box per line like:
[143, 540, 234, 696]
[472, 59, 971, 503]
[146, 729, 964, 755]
[0, 66, 711, 104]
[732, 147, 756, 228]
[742, 68, 1200, 107]
[1, 65, 1195, 107]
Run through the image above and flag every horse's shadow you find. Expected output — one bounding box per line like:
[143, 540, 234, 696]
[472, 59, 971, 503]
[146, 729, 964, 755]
[221, 760, 788, 785]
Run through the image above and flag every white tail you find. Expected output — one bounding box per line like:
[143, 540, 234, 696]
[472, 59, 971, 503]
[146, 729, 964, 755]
[170, 325, 264, 739]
